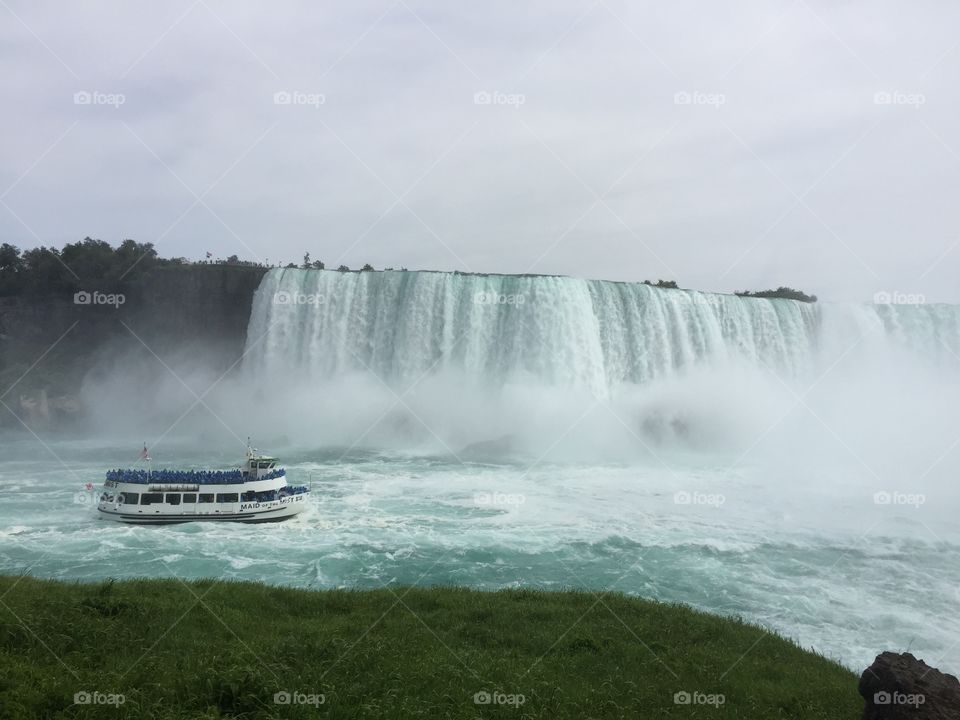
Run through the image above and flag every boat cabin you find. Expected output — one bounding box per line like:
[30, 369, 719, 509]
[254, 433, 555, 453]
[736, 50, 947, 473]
[243, 453, 279, 479]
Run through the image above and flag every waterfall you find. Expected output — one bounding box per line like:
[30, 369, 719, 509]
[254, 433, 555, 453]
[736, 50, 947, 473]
[243, 269, 960, 393]
[236, 268, 960, 453]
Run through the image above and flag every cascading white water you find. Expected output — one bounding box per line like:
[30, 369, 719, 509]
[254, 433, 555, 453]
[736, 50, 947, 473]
[242, 269, 859, 394]
[244, 269, 960, 392]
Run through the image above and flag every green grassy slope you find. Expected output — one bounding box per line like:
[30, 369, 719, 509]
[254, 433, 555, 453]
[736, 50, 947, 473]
[0, 576, 860, 719]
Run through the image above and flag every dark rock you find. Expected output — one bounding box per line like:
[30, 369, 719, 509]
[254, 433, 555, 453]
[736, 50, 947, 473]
[859, 651, 960, 719]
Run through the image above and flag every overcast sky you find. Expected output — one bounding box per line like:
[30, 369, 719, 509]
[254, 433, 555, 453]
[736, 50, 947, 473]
[2, 0, 959, 302]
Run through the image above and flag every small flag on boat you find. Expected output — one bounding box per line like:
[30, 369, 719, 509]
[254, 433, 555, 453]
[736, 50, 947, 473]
[139, 444, 150, 461]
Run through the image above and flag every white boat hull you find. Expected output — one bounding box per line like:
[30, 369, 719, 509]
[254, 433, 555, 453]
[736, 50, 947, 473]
[97, 492, 308, 524]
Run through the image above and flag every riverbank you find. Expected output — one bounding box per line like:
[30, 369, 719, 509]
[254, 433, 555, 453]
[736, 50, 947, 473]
[0, 575, 860, 718]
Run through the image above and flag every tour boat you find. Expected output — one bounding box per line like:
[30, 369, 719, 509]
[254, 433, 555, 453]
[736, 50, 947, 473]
[97, 444, 309, 524]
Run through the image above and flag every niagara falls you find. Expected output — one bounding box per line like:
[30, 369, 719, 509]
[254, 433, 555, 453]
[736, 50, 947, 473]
[3, 1, 960, 717]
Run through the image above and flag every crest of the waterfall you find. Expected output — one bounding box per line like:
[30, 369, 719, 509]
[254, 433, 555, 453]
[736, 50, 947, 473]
[242, 269, 822, 393]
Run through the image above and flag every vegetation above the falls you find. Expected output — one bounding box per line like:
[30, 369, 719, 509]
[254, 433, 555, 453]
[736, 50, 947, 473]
[0, 238, 270, 297]
[736, 287, 818, 303]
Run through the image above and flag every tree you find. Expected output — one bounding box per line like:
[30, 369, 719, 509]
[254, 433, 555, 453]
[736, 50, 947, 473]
[0, 243, 25, 296]
[736, 287, 817, 303]
[337, 264, 350, 272]
[302, 252, 311, 269]
[361, 263, 374, 271]
[285, 262, 297, 268]
[643, 279, 678, 289]
[0, 243, 24, 272]
[115, 239, 157, 271]
[61, 237, 118, 285]
[312, 260, 325, 270]
[22, 246, 72, 294]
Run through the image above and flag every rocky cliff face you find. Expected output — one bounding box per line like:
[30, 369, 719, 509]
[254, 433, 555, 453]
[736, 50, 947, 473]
[0, 265, 267, 428]
[122, 265, 268, 346]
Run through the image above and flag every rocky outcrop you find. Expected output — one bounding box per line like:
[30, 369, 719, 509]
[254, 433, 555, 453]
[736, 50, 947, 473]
[860, 652, 960, 719]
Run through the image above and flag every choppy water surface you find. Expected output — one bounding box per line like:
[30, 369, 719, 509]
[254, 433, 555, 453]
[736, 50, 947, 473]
[2, 439, 957, 673]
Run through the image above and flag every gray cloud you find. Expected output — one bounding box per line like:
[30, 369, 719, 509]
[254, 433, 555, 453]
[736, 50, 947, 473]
[2, 0, 959, 301]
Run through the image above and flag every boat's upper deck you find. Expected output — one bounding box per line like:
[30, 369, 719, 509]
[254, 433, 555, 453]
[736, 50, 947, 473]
[105, 467, 286, 485]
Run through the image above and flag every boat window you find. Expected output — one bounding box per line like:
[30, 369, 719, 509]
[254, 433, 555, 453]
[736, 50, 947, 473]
[198, 493, 214, 503]
[216, 493, 239, 503]
[182, 493, 197, 503]
[165, 493, 181, 505]
[141, 493, 163, 505]
[120, 492, 139, 505]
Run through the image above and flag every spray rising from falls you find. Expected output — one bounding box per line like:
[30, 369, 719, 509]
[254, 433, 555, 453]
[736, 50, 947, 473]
[238, 269, 960, 457]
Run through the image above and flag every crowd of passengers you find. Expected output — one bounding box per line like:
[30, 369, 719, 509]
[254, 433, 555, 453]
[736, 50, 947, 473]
[105, 468, 286, 484]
